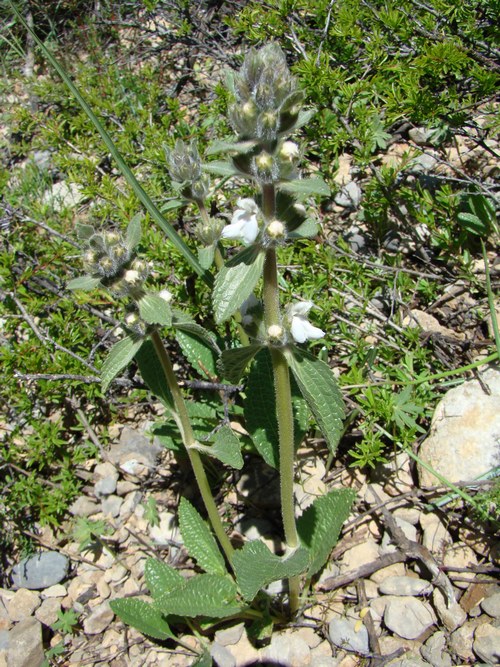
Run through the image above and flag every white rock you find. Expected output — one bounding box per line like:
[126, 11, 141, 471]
[261, 632, 312, 666]
[335, 181, 362, 209]
[42, 181, 84, 211]
[328, 618, 370, 655]
[417, 367, 500, 488]
[379, 576, 432, 597]
[8, 589, 40, 622]
[215, 623, 245, 647]
[449, 621, 475, 662]
[210, 641, 236, 667]
[419, 513, 452, 553]
[34, 598, 61, 626]
[384, 596, 436, 639]
[380, 517, 417, 554]
[83, 601, 114, 635]
[473, 622, 500, 664]
[340, 538, 379, 572]
[443, 544, 478, 589]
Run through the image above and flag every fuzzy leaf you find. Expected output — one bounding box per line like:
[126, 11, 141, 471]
[138, 293, 172, 326]
[218, 344, 263, 384]
[232, 541, 309, 601]
[213, 247, 265, 323]
[297, 489, 356, 577]
[191, 649, 212, 667]
[198, 245, 215, 270]
[173, 312, 221, 352]
[280, 177, 330, 197]
[293, 108, 316, 130]
[145, 558, 184, 599]
[176, 329, 218, 379]
[76, 223, 95, 239]
[154, 574, 241, 618]
[110, 598, 174, 640]
[203, 160, 241, 177]
[288, 219, 319, 239]
[193, 425, 244, 470]
[178, 498, 226, 575]
[126, 213, 142, 249]
[135, 339, 174, 411]
[160, 198, 185, 213]
[101, 335, 143, 391]
[67, 275, 101, 291]
[286, 347, 344, 456]
[206, 139, 256, 155]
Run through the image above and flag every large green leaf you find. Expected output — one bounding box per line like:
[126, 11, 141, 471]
[126, 213, 142, 250]
[101, 335, 143, 391]
[110, 598, 174, 641]
[12, 6, 211, 286]
[176, 329, 218, 379]
[178, 498, 226, 575]
[144, 558, 184, 599]
[213, 247, 265, 323]
[138, 293, 172, 326]
[192, 425, 244, 470]
[279, 177, 330, 197]
[135, 339, 174, 411]
[285, 347, 344, 455]
[244, 350, 310, 468]
[297, 489, 356, 577]
[232, 541, 309, 601]
[154, 574, 241, 618]
[218, 344, 263, 384]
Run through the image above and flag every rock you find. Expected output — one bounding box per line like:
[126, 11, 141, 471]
[119, 491, 143, 519]
[379, 576, 432, 597]
[384, 596, 436, 639]
[473, 622, 500, 664]
[409, 151, 439, 173]
[373, 452, 413, 496]
[35, 598, 61, 626]
[94, 476, 118, 498]
[442, 544, 478, 589]
[385, 656, 430, 667]
[149, 511, 178, 546]
[116, 480, 138, 496]
[481, 590, 500, 618]
[335, 181, 362, 209]
[215, 623, 245, 647]
[343, 225, 368, 253]
[83, 601, 114, 635]
[236, 462, 281, 509]
[432, 589, 466, 632]
[419, 513, 452, 553]
[0, 600, 10, 632]
[417, 367, 500, 488]
[42, 584, 66, 599]
[408, 127, 434, 145]
[420, 631, 452, 667]
[262, 632, 312, 666]
[334, 154, 353, 186]
[226, 629, 260, 665]
[328, 618, 370, 655]
[11, 551, 70, 590]
[101, 494, 123, 518]
[42, 181, 84, 211]
[402, 309, 461, 340]
[449, 621, 476, 662]
[7, 589, 40, 622]
[68, 496, 99, 517]
[109, 426, 162, 470]
[210, 642, 236, 667]
[380, 517, 417, 554]
[340, 538, 379, 572]
[369, 562, 406, 584]
[5, 618, 45, 667]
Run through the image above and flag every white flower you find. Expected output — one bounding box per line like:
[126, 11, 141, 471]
[124, 269, 141, 284]
[288, 301, 325, 343]
[279, 141, 300, 162]
[221, 198, 260, 245]
[159, 289, 172, 303]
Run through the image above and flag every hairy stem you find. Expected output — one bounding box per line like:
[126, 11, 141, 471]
[151, 330, 234, 562]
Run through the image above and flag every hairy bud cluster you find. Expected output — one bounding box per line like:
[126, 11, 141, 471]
[229, 44, 304, 142]
[165, 139, 209, 202]
[83, 229, 148, 298]
[194, 217, 225, 246]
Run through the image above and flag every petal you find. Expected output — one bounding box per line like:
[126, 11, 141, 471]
[290, 315, 324, 342]
[290, 301, 314, 317]
[221, 221, 245, 240]
[241, 216, 259, 244]
[237, 197, 258, 213]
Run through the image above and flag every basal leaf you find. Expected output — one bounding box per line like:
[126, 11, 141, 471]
[67, 275, 101, 291]
[135, 339, 174, 411]
[286, 347, 344, 456]
[213, 247, 265, 323]
[193, 425, 244, 470]
[145, 558, 184, 599]
[297, 489, 356, 577]
[110, 598, 174, 641]
[126, 212, 142, 250]
[178, 498, 226, 575]
[232, 541, 309, 601]
[138, 293, 172, 326]
[176, 329, 218, 379]
[154, 574, 241, 618]
[218, 344, 263, 384]
[279, 177, 330, 198]
[101, 335, 143, 391]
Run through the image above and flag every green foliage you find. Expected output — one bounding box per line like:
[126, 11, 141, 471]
[178, 498, 227, 575]
[213, 247, 266, 323]
[51, 608, 80, 635]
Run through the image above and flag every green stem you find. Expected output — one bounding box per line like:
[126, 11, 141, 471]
[482, 239, 500, 357]
[261, 184, 300, 614]
[151, 330, 234, 562]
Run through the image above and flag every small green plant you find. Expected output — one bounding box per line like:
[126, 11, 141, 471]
[51, 608, 81, 635]
[72, 517, 114, 559]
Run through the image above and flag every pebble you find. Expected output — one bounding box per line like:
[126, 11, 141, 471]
[11, 552, 70, 590]
[432, 588, 466, 632]
[384, 596, 436, 639]
[4, 617, 45, 667]
[68, 496, 99, 517]
[8, 589, 41, 622]
[380, 517, 417, 554]
[449, 620, 476, 662]
[210, 641, 236, 667]
[417, 367, 500, 488]
[42, 584, 66, 599]
[419, 513, 452, 553]
[443, 544, 478, 589]
[481, 590, 500, 618]
[340, 538, 379, 572]
[42, 181, 84, 211]
[94, 476, 118, 498]
[82, 601, 114, 635]
[262, 632, 312, 666]
[101, 494, 123, 518]
[378, 576, 432, 597]
[215, 623, 245, 647]
[343, 225, 368, 253]
[149, 511, 178, 546]
[34, 598, 61, 626]
[328, 618, 370, 655]
[334, 181, 362, 208]
[473, 622, 500, 664]
[420, 631, 452, 667]
[408, 127, 434, 145]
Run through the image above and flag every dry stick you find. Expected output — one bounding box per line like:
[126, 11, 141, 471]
[356, 580, 381, 661]
[319, 552, 406, 592]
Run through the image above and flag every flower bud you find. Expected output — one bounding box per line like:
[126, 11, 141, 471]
[124, 269, 141, 285]
[279, 141, 300, 163]
[267, 324, 284, 340]
[266, 220, 286, 239]
[103, 231, 120, 246]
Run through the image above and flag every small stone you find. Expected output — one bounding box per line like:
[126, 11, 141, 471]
[116, 481, 138, 496]
[481, 590, 500, 618]
[236, 463, 281, 509]
[94, 476, 118, 498]
[420, 631, 452, 667]
[369, 562, 406, 584]
[210, 642, 236, 667]
[119, 491, 143, 519]
[101, 495, 123, 518]
[473, 622, 500, 664]
[335, 181, 362, 209]
[409, 127, 434, 145]
[379, 576, 432, 597]
[432, 588, 466, 632]
[328, 618, 370, 655]
[419, 514, 452, 553]
[105, 564, 128, 584]
[380, 517, 417, 554]
[215, 623, 245, 647]
[43, 181, 84, 211]
[149, 511, 178, 546]
[8, 589, 41, 622]
[410, 151, 439, 173]
[443, 544, 478, 589]
[6, 618, 45, 667]
[83, 601, 114, 635]
[69, 496, 99, 517]
[385, 655, 430, 667]
[11, 552, 70, 590]
[384, 596, 436, 639]
[262, 632, 312, 666]
[42, 585, 66, 599]
[340, 538, 379, 572]
[343, 225, 367, 253]
[449, 621, 475, 661]
[225, 630, 260, 666]
[35, 598, 61, 626]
